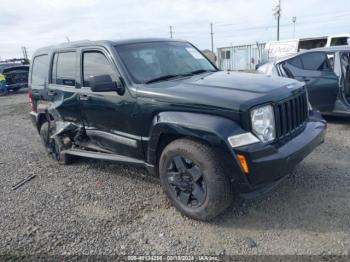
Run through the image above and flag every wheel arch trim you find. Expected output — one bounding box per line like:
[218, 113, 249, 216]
[146, 111, 246, 166]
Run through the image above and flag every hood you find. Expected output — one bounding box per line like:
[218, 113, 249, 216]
[136, 71, 304, 112]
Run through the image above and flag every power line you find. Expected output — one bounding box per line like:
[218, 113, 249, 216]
[212, 15, 350, 35]
[133, 11, 350, 39]
[293, 10, 350, 20]
[215, 10, 350, 27]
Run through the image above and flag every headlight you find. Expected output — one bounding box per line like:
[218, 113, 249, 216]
[250, 105, 275, 142]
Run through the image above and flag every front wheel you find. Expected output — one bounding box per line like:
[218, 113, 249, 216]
[159, 138, 234, 221]
[39, 121, 73, 165]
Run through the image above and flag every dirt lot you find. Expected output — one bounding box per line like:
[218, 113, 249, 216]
[0, 90, 350, 257]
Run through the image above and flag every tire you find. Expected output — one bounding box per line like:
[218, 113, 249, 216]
[159, 138, 233, 221]
[39, 121, 74, 165]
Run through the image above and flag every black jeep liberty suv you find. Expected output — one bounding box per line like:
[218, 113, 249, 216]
[29, 39, 326, 220]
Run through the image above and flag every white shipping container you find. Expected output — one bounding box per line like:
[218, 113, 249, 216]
[217, 43, 266, 71]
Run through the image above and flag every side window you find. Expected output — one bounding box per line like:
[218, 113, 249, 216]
[281, 56, 303, 78]
[287, 56, 303, 69]
[330, 37, 349, 46]
[300, 52, 331, 71]
[51, 52, 76, 86]
[83, 51, 117, 87]
[31, 54, 49, 86]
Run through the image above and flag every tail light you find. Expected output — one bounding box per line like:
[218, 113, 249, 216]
[28, 89, 36, 112]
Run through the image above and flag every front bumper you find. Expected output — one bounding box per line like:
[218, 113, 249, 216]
[234, 112, 326, 198]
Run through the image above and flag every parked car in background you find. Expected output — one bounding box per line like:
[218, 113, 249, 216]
[29, 39, 326, 220]
[264, 35, 350, 61]
[257, 46, 350, 116]
[0, 59, 29, 92]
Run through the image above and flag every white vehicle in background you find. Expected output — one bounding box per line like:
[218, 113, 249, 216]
[264, 35, 350, 61]
[257, 46, 350, 117]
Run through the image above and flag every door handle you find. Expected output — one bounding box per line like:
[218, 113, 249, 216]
[79, 94, 91, 101]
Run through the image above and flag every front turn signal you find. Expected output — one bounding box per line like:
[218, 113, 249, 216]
[237, 154, 249, 174]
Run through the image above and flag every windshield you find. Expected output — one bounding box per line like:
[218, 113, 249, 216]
[115, 41, 216, 84]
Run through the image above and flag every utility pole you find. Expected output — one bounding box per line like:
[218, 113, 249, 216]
[21, 46, 28, 59]
[292, 16, 296, 38]
[169, 26, 173, 39]
[273, 0, 281, 40]
[210, 22, 214, 53]
[66, 36, 71, 42]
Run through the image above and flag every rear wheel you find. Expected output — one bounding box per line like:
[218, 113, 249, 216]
[159, 138, 233, 221]
[39, 121, 73, 165]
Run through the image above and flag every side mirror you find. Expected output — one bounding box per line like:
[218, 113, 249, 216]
[89, 74, 125, 95]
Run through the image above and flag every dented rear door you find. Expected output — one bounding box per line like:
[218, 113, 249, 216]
[48, 50, 82, 124]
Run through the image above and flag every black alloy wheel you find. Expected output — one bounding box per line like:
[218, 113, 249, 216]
[166, 156, 207, 208]
[159, 138, 234, 221]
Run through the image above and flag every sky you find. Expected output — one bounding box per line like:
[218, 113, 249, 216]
[0, 0, 350, 59]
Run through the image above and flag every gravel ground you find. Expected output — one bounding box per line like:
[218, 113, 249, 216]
[0, 90, 350, 257]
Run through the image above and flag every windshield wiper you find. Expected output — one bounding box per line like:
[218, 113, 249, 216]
[145, 70, 216, 84]
[145, 74, 181, 84]
[182, 69, 216, 76]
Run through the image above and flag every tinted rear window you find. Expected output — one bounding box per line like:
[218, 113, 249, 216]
[31, 55, 49, 86]
[300, 52, 331, 71]
[52, 52, 76, 86]
[288, 56, 303, 69]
